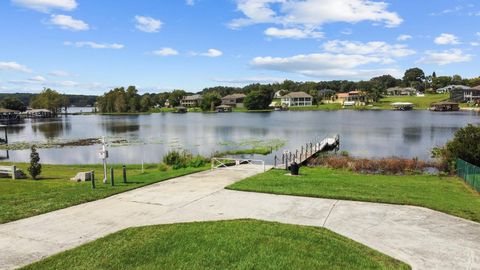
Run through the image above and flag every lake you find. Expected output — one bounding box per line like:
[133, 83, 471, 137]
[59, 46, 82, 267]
[2, 110, 479, 164]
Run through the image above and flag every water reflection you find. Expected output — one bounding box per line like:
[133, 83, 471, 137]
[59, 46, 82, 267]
[3, 110, 480, 164]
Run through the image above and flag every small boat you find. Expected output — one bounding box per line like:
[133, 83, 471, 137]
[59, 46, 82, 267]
[391, 102, 414, 111]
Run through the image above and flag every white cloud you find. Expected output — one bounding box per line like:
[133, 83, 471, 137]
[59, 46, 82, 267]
[230, 0, 402, 36]
[12, 0, 77, 12]
[153, 48, 179, 56]
[134, 15, 162, 33]
[48, 70, 70, 77]
[49, 14, 89, 31]
[64, 41, 124, 49]
[213, 76, 285, 84]
[186, 0, 194, 6]
[434, 33, 460, 45]
[417, 49, 472, 65]
[397, 34, 412, 41]
[322, 40, 415, 60]
[250, 53, 402, 78]
[30, 75, 46, 82]
[471, 42, 480, 47]
[193, 49, 223, 57]
[264, 27, 323, 39]
[0, 61, 31, 73]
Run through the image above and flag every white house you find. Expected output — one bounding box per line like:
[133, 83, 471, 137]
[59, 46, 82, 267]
[281, 92, 313, 107]
[436, 85, 471, 94]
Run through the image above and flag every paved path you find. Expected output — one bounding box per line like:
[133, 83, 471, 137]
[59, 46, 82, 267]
[1, 165, 479, 270]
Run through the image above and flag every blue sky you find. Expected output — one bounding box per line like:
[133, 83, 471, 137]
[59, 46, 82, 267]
[1, 0, 479, 94]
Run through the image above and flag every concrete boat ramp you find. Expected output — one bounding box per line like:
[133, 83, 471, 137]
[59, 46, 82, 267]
[0, 165, 479, 270]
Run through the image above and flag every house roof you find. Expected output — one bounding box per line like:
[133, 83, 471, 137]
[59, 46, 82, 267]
[336, 93, 349, 98]
[473, 85, 480, 90]
[182, 94, 203, 101]
[0, 108, 19, 113]
[222, 93, 246, 99]
[431, 101, 459, 105]
[283, 91, 312, 98]
[437, 85, 471, 91]
[25, 109, 52, 113]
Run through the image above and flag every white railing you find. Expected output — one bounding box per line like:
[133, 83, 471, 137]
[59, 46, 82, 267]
[211, 157, 266, 172]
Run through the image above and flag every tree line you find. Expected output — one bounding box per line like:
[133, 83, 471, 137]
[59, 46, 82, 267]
[1, 88, 69, 114]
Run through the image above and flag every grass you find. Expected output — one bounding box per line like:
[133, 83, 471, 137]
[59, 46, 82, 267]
[0, 163, 209, 224]
[228, 167, 480, 222]
[21, 219, 410, 270]
[374, 93, 449, 109]
[217, 147, 273, 156]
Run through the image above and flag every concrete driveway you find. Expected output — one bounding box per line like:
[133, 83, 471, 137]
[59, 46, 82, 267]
[0, 165, 479, 270]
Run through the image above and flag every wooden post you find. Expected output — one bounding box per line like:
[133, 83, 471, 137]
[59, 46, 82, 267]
[91, 171, 96, 189]
[110, 167, 114, 186]
[122, 165, 127, 183]
[274, 155, 277, 167]
[12, 165, 16, 180]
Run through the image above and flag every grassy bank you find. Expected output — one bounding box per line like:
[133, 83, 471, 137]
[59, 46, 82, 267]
[21, 220, 410, 270]
[228, 167, 480, 222]
[374, 93, 449, 109]
[0, 163, 208, 224]
[288, 103, 343, 111]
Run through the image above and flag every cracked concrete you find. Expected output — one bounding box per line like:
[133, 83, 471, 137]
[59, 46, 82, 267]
[0, 165, 479, 270]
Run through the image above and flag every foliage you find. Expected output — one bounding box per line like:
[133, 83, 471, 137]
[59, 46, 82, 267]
[200, 92, 221, 111]
[0, 93, 96, 107]
[162, 150, 186, 169]
[27, 146, 42, 180]
[29, 88, 67, 114]
[244, 90, 272, 110]
[157, 163, 170, 172]
[228, 167, 480, 222]
[0, 97, 26, 111]
[403, 67, 425, 90]
[97, 86, 144, 113]
[433, 124, 480, 169]
[187, 155, 208, 168]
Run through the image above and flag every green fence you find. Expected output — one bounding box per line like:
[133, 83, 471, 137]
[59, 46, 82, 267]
[456, 159, 480, 192]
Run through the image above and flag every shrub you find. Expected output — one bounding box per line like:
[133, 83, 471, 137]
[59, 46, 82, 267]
[163, 150, 187, 170]
[158, 163, 170, 172]
[28, 146, 42, 180]
[187, 155, 207, 168]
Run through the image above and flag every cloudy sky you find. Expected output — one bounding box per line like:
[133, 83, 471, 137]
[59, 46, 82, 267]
[1, 0, 479, 94]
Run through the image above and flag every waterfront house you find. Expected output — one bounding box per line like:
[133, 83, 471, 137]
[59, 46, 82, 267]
[450, 88, 480, 103]
[180, 94, 203, 107]
[436, 85, 471, 94]
[221, 93, 246, 108]
[332, 91, 367, 106]
[430, 101, 460, 111]
[385, 87, 417, 96]
[281, 92, 313, 107]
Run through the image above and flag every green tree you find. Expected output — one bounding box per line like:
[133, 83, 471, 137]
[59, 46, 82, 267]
[168, 89, 187, 107]
[28, 146, 42, 180]
[244, 90, 271, 110]
[30, 88, 65, 114]
[140, 94, 153, 112]
[0, 97, 26, 111]
[200, 92, 221, 111]
[403, 68, 425, 90]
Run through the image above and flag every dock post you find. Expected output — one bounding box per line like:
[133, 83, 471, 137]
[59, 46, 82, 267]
[295, 149, 298, 159]
[4, 127, 7, 144]
[12, 165, 16, 180]
[110, 167, 114, 186]
[274, 155, 277, 167]
[282, 154, 285, 164]
[91, 171, 96, 189]
[122, 165, 127, 183]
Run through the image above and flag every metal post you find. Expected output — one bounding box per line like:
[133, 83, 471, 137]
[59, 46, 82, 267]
[4, 127, 7, 144]
[110, 167, 114, 186]
[274, 155, 277, 167]
[122, 165, 127, 183]
[282, 153, 285, 164]
[102, 137, 108, 184]
[12, 165, 16, 180]
[91, 171, 96, 189]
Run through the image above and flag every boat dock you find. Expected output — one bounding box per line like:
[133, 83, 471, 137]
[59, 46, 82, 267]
[274, 134, 340, 169]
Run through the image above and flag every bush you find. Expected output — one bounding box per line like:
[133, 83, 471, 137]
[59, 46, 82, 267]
[163, 150, 188, 170]
[187, 155, 208, 168]
[158, 163, 170, 172]
[28, 146, 42, 180]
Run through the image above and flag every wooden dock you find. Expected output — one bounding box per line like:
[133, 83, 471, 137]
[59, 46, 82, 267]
[274, 134, 340, 169]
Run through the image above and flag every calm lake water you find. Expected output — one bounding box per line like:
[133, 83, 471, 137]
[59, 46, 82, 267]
[2, 110, 479, 164]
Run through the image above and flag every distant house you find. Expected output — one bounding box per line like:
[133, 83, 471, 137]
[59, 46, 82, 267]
[221, 94, 246, 108]
[0, 108, 20, 122]
[385, 87, 417, 96]
[332, 91, 367, 106]
[436, 85, 471, 94]
[450, 88, 480, 103]
[180, 94, 203, 107]
[281, 92, 313, 107]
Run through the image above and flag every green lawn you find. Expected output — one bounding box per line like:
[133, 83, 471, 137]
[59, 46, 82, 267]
[288, 103, 343, 111]
[375, 93, 449, 109]
[0, 163, 208, 224]
[228, 167, 480, 222]
[21, 220, 410, 270]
